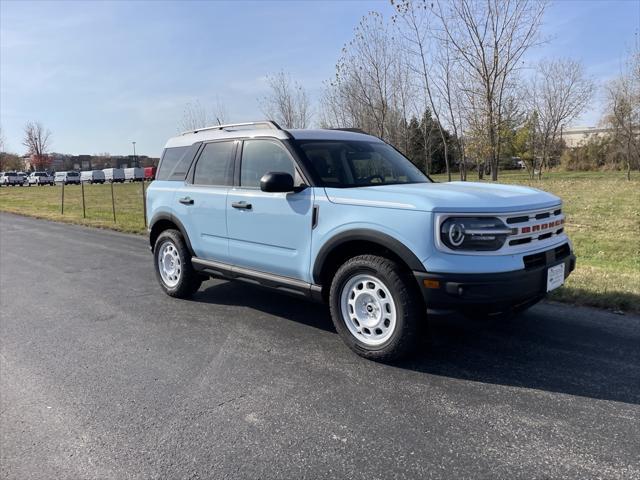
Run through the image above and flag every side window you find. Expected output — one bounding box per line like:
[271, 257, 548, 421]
[193, 141, 235, 186]
[156, 144, 199, 181]
[240, 140, 295, 188]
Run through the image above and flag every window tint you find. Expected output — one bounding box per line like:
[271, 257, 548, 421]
[240, 140, 294, 188]
[297, 140, 429, 188]
[193, 141, 235, 186]
[157, 145, 198, 181]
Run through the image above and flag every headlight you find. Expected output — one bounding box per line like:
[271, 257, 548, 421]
[440, 217, 514, 251]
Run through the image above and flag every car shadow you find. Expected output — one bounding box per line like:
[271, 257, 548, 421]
[194, 280, 640, 406]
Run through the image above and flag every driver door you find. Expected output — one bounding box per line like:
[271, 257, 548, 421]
[226, 139, 314, 282]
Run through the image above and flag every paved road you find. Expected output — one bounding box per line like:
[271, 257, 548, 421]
[1, 213, 639, 479]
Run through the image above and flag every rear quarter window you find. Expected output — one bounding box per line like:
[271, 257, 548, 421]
[157, 144, 199, 181]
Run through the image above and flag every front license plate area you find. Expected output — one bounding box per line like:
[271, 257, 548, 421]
[546, 263, 565, 292]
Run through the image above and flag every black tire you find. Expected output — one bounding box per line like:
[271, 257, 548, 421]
[153, 229, 202, 298]
[329, 254, 423, 361]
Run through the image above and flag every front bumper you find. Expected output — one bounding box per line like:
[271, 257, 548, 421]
[414, 249, 576, 314]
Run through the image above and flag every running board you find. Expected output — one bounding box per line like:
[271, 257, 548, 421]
[191, 257, 323, 302]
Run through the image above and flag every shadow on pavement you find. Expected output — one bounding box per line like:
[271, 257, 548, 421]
[195, 280, 640, 406]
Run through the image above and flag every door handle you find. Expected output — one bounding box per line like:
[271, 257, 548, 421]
[179, 197, 194, 205]
[231, 201, 252, 210]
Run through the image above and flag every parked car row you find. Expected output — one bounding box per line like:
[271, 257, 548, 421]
[0, 166, 157, 187]
[1, 171, 54, 186]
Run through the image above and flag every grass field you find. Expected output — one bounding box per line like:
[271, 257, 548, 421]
[1, 171, 639, 313]
[0, 181, 147, 234]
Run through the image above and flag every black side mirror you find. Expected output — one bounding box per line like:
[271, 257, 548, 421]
[260, 172, 294, 193]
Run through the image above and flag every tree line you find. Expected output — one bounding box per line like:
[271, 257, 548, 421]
[3, 1, 637, 180]
[202, 0, 635, 181]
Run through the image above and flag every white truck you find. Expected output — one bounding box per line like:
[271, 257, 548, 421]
[28, 171, 55, 186]
[54, 171, 81, 185]
[80, 170, 106, 184]
[124, 167, 144, 182]
[103, 168, 125, 183]
[0, 172, 21, 186]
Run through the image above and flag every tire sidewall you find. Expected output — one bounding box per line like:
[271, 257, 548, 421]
[153, 230, 200, 297]
[329, 256, 417, 359]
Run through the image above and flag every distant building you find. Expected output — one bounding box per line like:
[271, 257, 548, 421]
[561, 126, 613, 148]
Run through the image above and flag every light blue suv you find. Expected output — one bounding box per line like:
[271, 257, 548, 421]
[147, 121, 575, 360]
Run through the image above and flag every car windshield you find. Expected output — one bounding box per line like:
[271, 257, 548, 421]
[68, 172, 79, 176]
[296, 140, 430, 188]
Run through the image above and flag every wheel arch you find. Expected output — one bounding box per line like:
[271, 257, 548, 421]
[313, 229, 425, 289]
[149, 213, 194, 256]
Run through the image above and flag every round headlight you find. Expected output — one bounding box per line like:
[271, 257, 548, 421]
[448, 222, 465, 247]
[440, 216, 511, 251]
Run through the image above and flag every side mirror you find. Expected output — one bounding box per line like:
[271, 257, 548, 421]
[260, 172, 294, 193]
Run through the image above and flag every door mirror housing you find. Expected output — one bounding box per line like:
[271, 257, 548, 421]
[260, 172, 295, 193]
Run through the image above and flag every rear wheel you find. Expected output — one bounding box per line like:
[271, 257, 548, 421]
[329, 255, 423, 361]
[153, 229, 202, 298]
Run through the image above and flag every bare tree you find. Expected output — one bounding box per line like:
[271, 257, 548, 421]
[321, 10, 422, 164]
[392, 1, 452, 180]
[0, 126, 5, 153]
[605, 47, 640, 180]
[179, 98, 229, 132]
[22, 121, 52, 170]
[529, 59, 593, 178]
[434, 0, 547, 180]
[259, 71, 311, 129]
[211, 96, 228, 126]
[179, 101, 209, 132]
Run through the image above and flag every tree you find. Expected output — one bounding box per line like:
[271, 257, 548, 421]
[22, 121, 52, 170]
[179, 98, 228, 132]
[529, 59, 594, 178]
[433, 0, 547, 180]
[392, 0, 452, 180]
[604, 47, 639, 180]
[179, 101, 209, 132]
[320, 12, 412, 147]
[259, 71, 311, 129]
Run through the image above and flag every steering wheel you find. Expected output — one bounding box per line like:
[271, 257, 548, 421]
[366, 174, 385, 184]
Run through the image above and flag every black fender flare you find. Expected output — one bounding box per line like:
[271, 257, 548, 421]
[312, 228, 426, 284]
[148, 213, 195, 256]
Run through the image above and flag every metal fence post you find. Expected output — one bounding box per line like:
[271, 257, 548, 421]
[110, 181, 116, 222]
[142, 180, 147, 227]
[81, 181, 86, 218]
[61, 182, 65, 215]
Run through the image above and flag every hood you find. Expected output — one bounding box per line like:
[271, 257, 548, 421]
[324, 181, 560, 213]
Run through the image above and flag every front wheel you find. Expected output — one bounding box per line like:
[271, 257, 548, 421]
[329, 255, 423, 361]
[153, 229, 202, 298]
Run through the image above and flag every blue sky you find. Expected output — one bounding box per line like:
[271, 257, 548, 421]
[1, 0, 639, 156]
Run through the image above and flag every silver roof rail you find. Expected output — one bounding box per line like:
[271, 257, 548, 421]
[181, 120, 284, 136]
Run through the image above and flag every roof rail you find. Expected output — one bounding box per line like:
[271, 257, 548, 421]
[181, 120, 284, 136]
[328, 127, 368, 135]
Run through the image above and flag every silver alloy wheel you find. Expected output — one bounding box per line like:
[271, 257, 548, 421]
[340, 273, 397, 346]
[157, 240, 182, 288]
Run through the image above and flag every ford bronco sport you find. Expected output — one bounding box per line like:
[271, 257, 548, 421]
[147, 121, 575, 360]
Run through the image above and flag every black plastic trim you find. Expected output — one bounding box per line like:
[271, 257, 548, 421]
[192, 257, 323, 302]
[415, 253, 576, 312]
[312, 229, 426, 283]
[148, 213, 195, 256]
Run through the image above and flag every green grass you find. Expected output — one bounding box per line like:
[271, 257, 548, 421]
[2, 171, 639, 313]
[0, 182, 148, 234]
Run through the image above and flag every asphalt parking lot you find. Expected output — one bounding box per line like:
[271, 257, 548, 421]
[1, 213, 639, 479]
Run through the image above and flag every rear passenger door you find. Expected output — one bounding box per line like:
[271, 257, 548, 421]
[178, 140, 237, 263]
[226, 139, 314, 281]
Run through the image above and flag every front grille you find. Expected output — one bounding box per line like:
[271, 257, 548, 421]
[523, 242, 571, 270]
[555, 243, 571, 260]
[500, 205, 565, 253]
[523, 252, 546, 269]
